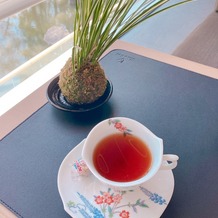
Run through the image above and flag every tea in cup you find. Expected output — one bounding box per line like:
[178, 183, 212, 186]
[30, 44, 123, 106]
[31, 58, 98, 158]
[82, 117, 178, 189]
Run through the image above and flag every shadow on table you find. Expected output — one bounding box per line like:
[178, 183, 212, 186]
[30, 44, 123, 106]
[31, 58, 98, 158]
[50, 101, 114, 126]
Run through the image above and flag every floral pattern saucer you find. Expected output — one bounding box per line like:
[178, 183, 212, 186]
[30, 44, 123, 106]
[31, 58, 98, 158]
[58, 139, 175, 218]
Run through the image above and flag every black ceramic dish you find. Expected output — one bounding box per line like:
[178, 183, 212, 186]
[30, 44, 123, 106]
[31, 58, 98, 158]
[47, 76, 113, 112]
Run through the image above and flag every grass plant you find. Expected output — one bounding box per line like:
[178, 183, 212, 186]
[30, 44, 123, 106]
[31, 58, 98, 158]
[58, 0, 193, 105]
[72, 0, 193, 73]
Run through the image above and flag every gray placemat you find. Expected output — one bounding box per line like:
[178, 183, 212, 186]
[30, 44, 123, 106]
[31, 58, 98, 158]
[1, 49, 218, 218]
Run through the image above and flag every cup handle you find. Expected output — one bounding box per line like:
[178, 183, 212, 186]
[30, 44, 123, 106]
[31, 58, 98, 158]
[160, 154, 179, 170]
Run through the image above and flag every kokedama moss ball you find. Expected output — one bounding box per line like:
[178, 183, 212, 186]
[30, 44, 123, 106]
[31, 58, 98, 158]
[58, 58, 107, 105]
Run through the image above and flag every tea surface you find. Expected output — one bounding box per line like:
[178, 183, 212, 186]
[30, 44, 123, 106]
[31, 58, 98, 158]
[93, 133, 152, 182]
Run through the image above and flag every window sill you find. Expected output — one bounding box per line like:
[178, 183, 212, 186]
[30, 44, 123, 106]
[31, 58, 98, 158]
[0, 33, 73, 116]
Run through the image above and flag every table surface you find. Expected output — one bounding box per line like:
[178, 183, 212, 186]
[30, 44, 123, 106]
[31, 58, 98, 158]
[0, 40, 218, 218]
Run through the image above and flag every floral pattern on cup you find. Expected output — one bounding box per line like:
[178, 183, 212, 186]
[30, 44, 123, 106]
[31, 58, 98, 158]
[108, 119, 132, 136]
[67, 187, 166, 218]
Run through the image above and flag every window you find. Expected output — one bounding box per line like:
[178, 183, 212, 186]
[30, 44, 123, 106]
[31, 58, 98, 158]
[0, 0, 75, 98]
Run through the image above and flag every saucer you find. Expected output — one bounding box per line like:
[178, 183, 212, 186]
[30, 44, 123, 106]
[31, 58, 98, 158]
[47, 77, 113, 112]
[58, 139, 175, 218]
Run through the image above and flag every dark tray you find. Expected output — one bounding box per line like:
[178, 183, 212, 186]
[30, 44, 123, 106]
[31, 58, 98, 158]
[1, 49, 218, 218]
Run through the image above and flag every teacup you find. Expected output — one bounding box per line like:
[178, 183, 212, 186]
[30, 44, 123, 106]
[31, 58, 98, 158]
[82, 117, 178, 189]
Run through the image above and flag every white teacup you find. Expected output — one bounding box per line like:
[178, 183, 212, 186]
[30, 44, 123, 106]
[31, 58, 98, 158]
[82, 117, 178, 189]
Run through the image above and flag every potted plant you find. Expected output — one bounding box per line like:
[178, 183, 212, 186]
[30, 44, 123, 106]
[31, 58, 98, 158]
[54, 0, 192, 107]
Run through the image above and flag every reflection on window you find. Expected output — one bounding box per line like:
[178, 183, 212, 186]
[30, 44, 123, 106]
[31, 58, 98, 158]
[0, 0, 75, 97]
